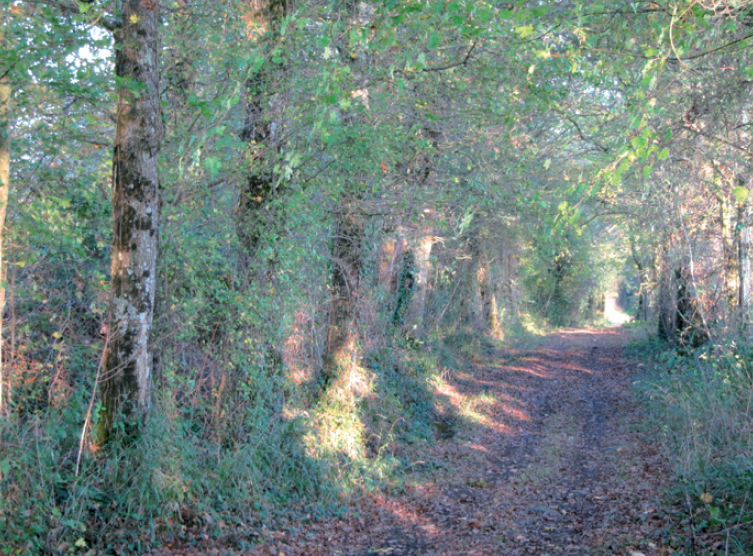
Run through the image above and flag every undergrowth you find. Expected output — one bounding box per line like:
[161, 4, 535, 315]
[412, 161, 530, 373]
[628, 334, 753, 555]
[0, 337, 459, 555]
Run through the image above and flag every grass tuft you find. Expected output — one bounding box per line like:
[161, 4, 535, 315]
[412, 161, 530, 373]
[632, 335, 753, 555]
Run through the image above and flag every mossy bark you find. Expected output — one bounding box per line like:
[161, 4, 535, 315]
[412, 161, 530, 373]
[100, 0, 163, 442]
[392, 251, 416, 328]
[236, 0, 286, 285]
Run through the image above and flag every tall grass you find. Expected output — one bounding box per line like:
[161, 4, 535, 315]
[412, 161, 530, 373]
[631, 337, 753, 555]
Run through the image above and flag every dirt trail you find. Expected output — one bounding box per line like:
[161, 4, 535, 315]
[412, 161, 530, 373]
[163, 327, 672, 556]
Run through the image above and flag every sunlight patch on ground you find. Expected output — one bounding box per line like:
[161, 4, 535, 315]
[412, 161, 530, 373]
[431, 378, 521, 433]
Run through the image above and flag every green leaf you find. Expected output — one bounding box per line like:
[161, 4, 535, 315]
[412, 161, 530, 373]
[515, 26, 535, 39]
[0, 458, 10, 479]
[657, 148, 669, 160]
[734, 186, 749, 203]
[631, 136, 648, 149]
[204, 157, 222, 177]
[428, 31, 439, 49]
[476, 8, 493, 24]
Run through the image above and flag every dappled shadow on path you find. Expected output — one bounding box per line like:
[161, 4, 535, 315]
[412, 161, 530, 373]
[153, 327, 670, 555]
[258, 326, 670, 556]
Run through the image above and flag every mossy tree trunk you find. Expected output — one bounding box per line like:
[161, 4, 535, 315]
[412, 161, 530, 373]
[100, 0, 163, 441]
[392, 250, 416, 328]
[236, 0, 286, 285]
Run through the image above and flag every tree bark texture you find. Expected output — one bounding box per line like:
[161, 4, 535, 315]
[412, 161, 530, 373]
[101, 0, 163, 439]
[0, 17, 10, 413]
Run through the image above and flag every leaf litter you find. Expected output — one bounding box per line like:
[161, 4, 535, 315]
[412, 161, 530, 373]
[147, 327, 675, 556]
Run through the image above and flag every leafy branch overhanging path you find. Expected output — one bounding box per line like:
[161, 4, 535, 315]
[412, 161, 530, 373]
[157, 328, 671, 556]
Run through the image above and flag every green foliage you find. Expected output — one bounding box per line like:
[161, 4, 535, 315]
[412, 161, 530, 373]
[633, 339, 753, 554]
[7, 0, 753, 551]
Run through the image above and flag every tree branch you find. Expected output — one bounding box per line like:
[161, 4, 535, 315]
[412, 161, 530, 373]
[422, 41, 477, 73]
[29, 0, 121, 31]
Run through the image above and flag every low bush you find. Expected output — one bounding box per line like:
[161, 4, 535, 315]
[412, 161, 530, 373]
[631, 337, 753, 555]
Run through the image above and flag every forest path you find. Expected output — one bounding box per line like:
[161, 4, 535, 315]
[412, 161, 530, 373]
[281, 327, 671, 556]
[162, 327, 673, 555]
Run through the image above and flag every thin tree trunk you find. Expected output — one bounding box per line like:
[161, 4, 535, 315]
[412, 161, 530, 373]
[678, 205, 712, 345]
[405, 234, 434, 336]
[0, 25, 10, 415]
[656, 239, 676, 344]
[100, 0, 163, 441]
[629, 234, 650, 321]
[470, 236, 498, 333]
[323, 204, 363, 382]
[738, 200, 751, 333]
[236, 0, 285, 285]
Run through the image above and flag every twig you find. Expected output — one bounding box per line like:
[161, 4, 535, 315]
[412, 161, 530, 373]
[75, 334, 108, 477]
[677, 200, 714, 344]
[435, 272, 463, 330]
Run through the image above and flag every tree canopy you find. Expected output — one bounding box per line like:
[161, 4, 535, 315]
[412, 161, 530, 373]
[3, 0, 753, 552]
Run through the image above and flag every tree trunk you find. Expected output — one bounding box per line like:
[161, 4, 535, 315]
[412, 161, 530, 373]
[499, 249, 519, 327]
[377, 235, 405, 293]
[100, 0, 163, 441]
[719, 193, 739, 317]
[236, 0, 286, 285]
[323, 204, 364, 382]
[656, 241, 676, 344]
[738, 200, 751, 333]
[392, 250, 416, 328]
[404, 234, 434, 336]
[0, 15, 10, 414]
[470, 236, 498, 333]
